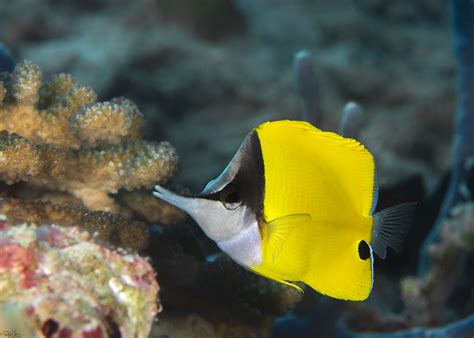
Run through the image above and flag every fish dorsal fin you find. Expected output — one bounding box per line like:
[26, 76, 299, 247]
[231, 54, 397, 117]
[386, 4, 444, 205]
[265, 214, 312, 264]
[371, 202, 416, 259]
[200, 131, 253, 195]
[370, 169, 379, 215]
[256, 120, 376, 224]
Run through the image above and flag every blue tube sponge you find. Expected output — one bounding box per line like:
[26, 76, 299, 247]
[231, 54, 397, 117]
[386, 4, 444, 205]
[419, 0, 474, 273]
[293, 49, 321, 125]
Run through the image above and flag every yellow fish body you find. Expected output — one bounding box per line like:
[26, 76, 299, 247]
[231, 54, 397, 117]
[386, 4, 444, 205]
[154, 120, 414, 301]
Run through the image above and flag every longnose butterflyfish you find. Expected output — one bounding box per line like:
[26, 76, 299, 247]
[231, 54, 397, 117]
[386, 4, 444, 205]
[153, 120, 414, 301]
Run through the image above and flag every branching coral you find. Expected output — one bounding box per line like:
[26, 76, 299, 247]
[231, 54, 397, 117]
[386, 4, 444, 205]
[0, 61, 139, 148]
[0, 60, 178, 212]
[0, 220, 160, 337]
[120, 190, 187, 225]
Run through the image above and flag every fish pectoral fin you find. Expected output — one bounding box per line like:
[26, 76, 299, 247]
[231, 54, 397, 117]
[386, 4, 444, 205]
[371, 202, 416, 259]
[265, 214, 312, 263]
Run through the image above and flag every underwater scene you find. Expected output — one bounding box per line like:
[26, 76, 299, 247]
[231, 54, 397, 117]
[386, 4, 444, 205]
[0, 0, 474, 337]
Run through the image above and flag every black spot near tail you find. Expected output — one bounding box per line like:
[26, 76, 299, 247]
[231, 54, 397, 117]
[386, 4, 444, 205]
[358, 240, 371, 260]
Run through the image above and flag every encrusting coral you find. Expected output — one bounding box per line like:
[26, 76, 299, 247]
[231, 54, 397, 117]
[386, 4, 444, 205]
[0, 219, 160, 337]
[0, 60, 178, 212]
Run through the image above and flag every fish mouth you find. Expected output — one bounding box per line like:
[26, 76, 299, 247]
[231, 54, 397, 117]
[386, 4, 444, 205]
[153, 185, 202, 218]
[153, 185, 186, 206]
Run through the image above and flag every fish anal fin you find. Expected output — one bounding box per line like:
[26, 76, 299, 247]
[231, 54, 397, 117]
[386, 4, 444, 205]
[371, 202, 416, 259]
[250, 265, 304, 293]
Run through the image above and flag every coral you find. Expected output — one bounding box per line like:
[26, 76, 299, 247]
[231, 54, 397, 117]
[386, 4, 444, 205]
[120, 190, 187, 225]
[0, 220, 160, 337]
[0, 60, 179, 212]
[402, 202, 474, 326]
[69, 98, 144, 146]
[0, 197, 149, 250]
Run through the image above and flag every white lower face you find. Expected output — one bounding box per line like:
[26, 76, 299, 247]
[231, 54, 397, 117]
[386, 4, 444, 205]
[154, 185, 263, 267]
[216, 217, 262, 267]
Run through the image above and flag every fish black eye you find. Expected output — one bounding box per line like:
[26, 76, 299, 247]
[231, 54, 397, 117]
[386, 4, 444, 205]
[224, 191, 240, 204]
[220, 185, 242, 210]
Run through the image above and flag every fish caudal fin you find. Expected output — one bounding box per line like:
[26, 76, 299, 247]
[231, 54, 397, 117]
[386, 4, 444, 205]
[371, 202, 416, 259]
